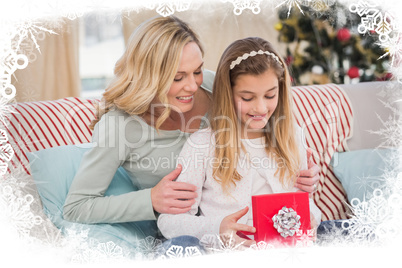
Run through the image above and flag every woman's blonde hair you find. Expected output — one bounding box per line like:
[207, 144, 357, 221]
[89, 16, 204, 130]
[210, 37, 300, 193]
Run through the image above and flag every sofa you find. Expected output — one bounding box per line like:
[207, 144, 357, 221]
[1, 80, 400, 257]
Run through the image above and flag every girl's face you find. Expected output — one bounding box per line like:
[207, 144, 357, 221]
[167, 41, 204, 113]
[233, 68, 279, 139]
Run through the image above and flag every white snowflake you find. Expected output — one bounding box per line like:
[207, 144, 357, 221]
[1, 19, 57, 100]
[377, 32, 402, 67]
[369, 108, 402, 148]
[6, 113, 48, 148]
[54, 226, 130, 263]
[387, 191, 402, 220]
[11, 38, 39, 64]
[374, 12, 394, 42]
[64, 228, 102, 263]
[0, 97, 15, 126]
[349, 1, 398, 44]
[350, 1, 380, 31]
[97, 241, 122, 256]
[163, 245, 202, 258]
[47, 0, 89, 20]
[0, 51, 28, 99]
[276, 0, 306, 18]
[249, 240, 275, 250]
[344, 189, 390, 242]
[377, 81, 402, 102]
[11, 20, 58, 55]
[0, 129, 8, 145]
[174, 0, 192, 12]
[354, 173, 385, 198]
[0, 183, 43, 238]
[200, 234, 221, 251]
[376, 194, 402, 243]
[383, 167, 402, 196]
[0, 162, 7, 175]
[147, 1, 193, 17]
[135, 235, 164, 260]
[349, 0, 378, 16]
[34, 218, 64, 248]
[0, 143, 14, 163]
[64, 228, 90, 250]
[295, 229, 315, 247]
[281, 245, 307, 264]
[71, 247, 100, 264]
[0, 112, 18, 175]
[136, 236, 202, 260]
[18, 86, 40, 102]
[183, 246, 202, 257]
[209, 233, 247, 253]
[94, 241, 126, 260]
[307, 0, 336, 12]
[165, 245, 184, 258]
[224, 0, 261, 15]
[156, 2, 175, 17]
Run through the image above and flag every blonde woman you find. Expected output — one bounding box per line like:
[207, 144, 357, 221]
[63, 15, 211, 236]
[63, 16, 319, 245]
[157, 37, 322, 247]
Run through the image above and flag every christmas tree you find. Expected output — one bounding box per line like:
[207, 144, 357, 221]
[275, 2, 391, 85]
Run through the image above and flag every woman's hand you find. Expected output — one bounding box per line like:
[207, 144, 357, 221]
[151, 164, 198, 214]
[219, 207, 256, 248]
[295, 148, 320, 194]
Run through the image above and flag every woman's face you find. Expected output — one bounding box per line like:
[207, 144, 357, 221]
[233, 68, 279, 139]
[167, 41, 204, 113]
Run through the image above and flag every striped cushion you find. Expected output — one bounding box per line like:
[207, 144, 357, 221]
[3, 84, 353, 221]
[292, 84, 353, 221]
[3, 97, 98, 175]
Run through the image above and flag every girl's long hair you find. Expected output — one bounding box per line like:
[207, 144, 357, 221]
[89, 16, 204, 130]
[210, 37, 300, 193]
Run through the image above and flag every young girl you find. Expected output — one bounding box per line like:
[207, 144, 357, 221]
[157, 37, 321, 247]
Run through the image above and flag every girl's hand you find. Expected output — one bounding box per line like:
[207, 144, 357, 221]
[151, 164, 198, 214]
[219, 207, 256, 248]
[295, 148, 320, 195]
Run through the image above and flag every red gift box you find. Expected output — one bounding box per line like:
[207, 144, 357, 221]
[248, 192, 311, 246]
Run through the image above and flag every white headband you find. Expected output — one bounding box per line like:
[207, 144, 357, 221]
[230, 49, 283, 70]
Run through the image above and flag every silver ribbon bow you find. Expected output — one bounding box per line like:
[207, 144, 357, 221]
[272, 206, 301, 238]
